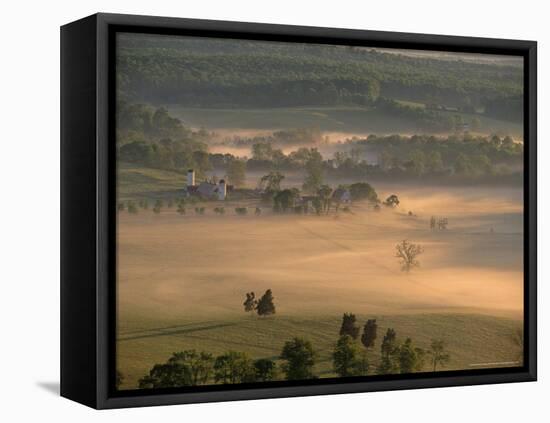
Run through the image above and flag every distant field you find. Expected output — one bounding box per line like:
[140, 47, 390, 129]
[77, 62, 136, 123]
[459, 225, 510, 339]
[167, 105, 523, 139]
[116, 183, 524, 389]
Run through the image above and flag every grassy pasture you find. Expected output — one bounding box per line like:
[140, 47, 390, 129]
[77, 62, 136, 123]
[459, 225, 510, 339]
[117, 313, 522, 389]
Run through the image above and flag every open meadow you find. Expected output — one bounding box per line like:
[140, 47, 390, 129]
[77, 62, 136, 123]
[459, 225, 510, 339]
[116, 183, 524, 389]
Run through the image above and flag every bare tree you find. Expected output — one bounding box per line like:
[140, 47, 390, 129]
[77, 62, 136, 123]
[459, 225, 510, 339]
[395, 240, 424, 272]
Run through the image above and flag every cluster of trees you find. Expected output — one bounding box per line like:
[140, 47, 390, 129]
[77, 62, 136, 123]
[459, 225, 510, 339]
[364, 133, 523, 180]
[336, 314, 451, 376]
[137, 337, 318, 388]
[138, 350, 277, 388]
[243, 290, 276, 316]
[117, 33, 522, 117]
[430, 216, 449, 230]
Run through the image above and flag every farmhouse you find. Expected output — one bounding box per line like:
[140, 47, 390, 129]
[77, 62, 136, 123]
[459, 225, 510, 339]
[185, 169, 227, 200]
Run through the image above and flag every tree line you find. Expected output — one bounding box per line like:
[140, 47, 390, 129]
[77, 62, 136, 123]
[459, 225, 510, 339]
[132, 312, 451, 389]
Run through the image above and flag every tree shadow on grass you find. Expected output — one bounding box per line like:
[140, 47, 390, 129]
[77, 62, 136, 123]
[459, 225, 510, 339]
[118, 322, 238, 342]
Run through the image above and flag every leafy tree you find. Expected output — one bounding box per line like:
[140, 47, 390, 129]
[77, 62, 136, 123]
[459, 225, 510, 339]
[302, 149, 323, 193]
[454, 153, 471, 175]
[138, 350, 213, 388]
[408, 150, 426, 176]
[312, 197, 323, 215]
[397, 338, 425, 374]
[395, 240, 424, 272]
[243, 292, 256, 312]
[361, 319, 378, 349]
[227, 159, 247, 187]
[260, 171, 285, 192]
[254, 358, 277, 382]
[339, 313, 360, 339]
[349, 182, 379, 203]
[252, 142, 274, 161]
[153, 199, 163, 214]
[384, 194, 400, 207]
[426, 151, 444, 173]
[214, 351, 256, 384]
[273, 188, 299, 212]
[332, 335, 369, 377]
[378, 328, 399, 375]
[127, 201, 138, 214]
[427, 339, 451, 371]
[192, 150, 212, 179]
[317, 185, 333, 213]
[256, 289, 276, 316]
[280, 337, 317, 380]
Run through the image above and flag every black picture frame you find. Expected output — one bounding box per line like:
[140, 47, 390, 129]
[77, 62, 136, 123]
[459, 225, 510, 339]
[61, 12, 537, 409]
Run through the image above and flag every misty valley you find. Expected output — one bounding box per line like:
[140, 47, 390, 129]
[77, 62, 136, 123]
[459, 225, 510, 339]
[114, 33, 524, 390]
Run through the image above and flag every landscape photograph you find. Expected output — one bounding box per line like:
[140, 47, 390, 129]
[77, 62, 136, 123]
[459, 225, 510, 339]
[114, 32, 525, 390]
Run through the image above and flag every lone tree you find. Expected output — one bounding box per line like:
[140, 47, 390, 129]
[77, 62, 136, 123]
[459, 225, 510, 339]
[127, 201, 138, 214]
[254, 358, 277, 382]
[428, 339, 451, 371]
[395, 240, 424, 272]
[332, 335, 369, 377]
[384, 194, 400, 208]
[153, 199, 163, 214]
[317, 185, 333, 214]
[361, 319, 378, 349]
[243, 292, 256, 313]
[280, 337, 317, 380]
[256, 289, 276, 316]
[339, 313, 360, 339]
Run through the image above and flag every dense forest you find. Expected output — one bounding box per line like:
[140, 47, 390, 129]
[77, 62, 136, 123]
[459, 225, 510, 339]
[116, 33, 523, 123]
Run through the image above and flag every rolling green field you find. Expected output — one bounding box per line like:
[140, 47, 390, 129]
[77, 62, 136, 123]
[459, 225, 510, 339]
[117, 163, 186, 199]
[167, 105, 523, 139]
[117, 313, 522, 389]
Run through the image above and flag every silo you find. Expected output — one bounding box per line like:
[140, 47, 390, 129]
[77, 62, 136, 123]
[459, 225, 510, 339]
[218, 179, 226, 200]
[187, 169, 195, 187]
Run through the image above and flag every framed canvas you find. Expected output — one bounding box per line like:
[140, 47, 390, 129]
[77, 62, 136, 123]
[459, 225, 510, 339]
[60, 13, 537, 409]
